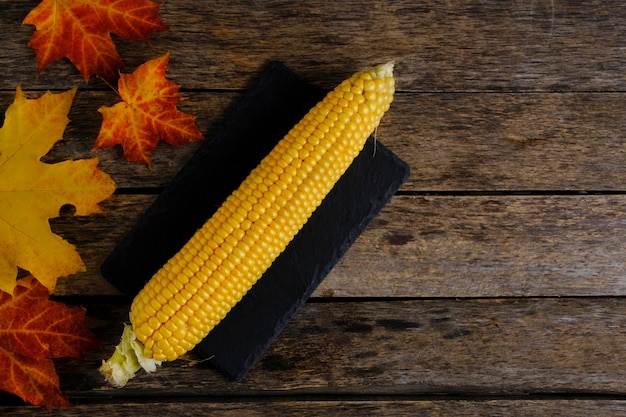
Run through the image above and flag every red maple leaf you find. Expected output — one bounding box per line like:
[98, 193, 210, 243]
[0, 276, 102, 409]
[23, 0, 169, 82]
[94, 52, 204, 167]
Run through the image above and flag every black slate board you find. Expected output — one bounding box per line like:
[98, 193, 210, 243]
[100, 61, 410, 381]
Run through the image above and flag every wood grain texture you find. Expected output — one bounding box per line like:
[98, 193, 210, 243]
[323, 194, 626, 297]
[390, 92, 626, 191]
[3, 0, 626, 92]
[3, 400, 626, 417]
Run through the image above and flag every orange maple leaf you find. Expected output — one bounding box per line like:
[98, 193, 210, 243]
[23, 0, 169, 82]
[0, 275, 102, 409]
[94, 52, 204, 167]
[0, 86, 116, 295]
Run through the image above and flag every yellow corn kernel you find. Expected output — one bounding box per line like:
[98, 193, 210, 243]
[101, 62, 395, 387]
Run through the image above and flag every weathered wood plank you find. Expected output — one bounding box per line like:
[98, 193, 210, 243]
[323, 194, 626, 298]
[4, 399, 626, 417]
[2, 91, 626, 191]
[3, 1, 626, 92]
[390, 92, 626, 191]
[50, 194, 626, 298]
[39, 298, 626, 397]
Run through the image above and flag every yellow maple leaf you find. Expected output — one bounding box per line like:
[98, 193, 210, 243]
[0, 86, 115, 295]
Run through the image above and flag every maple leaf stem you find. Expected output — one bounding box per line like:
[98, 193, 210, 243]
[99, 75, 121, 98]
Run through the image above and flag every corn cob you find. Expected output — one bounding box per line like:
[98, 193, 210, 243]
[100, 62, 395, 387]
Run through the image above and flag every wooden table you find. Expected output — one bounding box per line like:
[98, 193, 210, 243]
[3, 1, 626, 415]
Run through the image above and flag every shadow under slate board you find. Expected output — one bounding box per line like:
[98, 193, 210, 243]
[100, 61, 410, 381]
